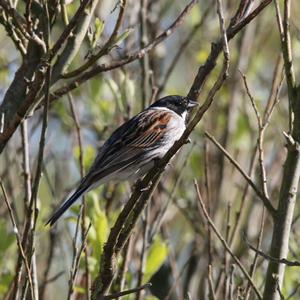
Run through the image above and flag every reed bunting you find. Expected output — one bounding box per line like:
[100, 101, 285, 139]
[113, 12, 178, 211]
[47, 95, 197, 226]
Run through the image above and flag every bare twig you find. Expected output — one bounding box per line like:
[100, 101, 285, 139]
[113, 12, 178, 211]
[62, 0, 127, 78]
[47, 0, 197, 103]
[43, 271, 65, 285]
[103, 283, 151, 300]
[88, 1, 272, 298]
[165, 246, 197, 300]
[194, 181, 262, 299]
[0, 181, 35, 300]
[68, 221, 91, 299]
[157, 4, 212, 96]
[245, 237, 300, 267]
[274, 0, 295, 133]
[228, 54, 283, 251]
[139, 0, 150, 108]
[49, 0, 92, 59]
[20, 120, 32, 208]
[208, 264, 217, 300]
[149, 143, 195, 241]
[205, 131, 276, 216]
[136, 206, 150, 300]
[229, 264, 235, 300]
[286, 282, 300, 300]
[114, 237, 132, 295]
[68, 93, 90, 299]
[263, 1, 300, 298]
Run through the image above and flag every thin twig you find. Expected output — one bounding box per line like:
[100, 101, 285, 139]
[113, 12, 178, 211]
[139, 0, 150, 108]
[68, 222, 91, 299]
[274, 0, 295, 133]
[194, 181, 262, 299]
[46, 0, 197, 104]
[62, 0, 127, 78]
[135, 205, 150, 300]
[208, 264, 217, 300]
[165, 246, 197, 300]
[0, 181, 35, 300]
[149, 143, 195, 242]
[49, 0, 92, 59]
[205, 131, 276, 217]
[90, 1, 272, 298]
[157, 4, 212, 96]
[114, 237, 132, 296]
[245, 237, 300, 267]
[228, 53, 283, 250]
[103, 283, 152, 300]
[68, 93, 90, 297]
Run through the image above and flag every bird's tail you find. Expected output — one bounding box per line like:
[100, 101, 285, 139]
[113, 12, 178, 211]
[46, 187, 88, 226]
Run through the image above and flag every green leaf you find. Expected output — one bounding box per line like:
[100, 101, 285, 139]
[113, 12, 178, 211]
[87, 18, 105, 48]
[74, 285, 86, 294]
[0, 273, 13, 296]
[74, 144, 96, 171]
[88, 200, 109, 268]
[0, 220, 14, 261]
[93, 18, 105, 48]
[114, 28, 133, 46]
[144, 236, 168, 283]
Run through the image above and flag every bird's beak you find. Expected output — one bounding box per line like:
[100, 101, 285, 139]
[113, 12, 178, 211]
[186, 100, 198, 109]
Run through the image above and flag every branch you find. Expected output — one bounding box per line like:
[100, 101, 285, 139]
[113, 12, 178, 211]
[0, 4, 27, 56]
[274, 0, 295, 135]
[49, 0, 92, 59]
[62, 0, 128, 79]
[245, 236, 300, 267]
[187, 0, 272, 101]
[204, 131, 276, 217]
[47, 0, 197, 104]
[0, 180, 35, 300]
[103, 283, 151, 300]
[263, 1, 300, 297]
[194, 181, 262, 300]
[50, 0, 100, 83]
[157, 4, 212, 96]
[92, 15, 231, 295]
[68, 93, 90, 298]
[90, 4, 274, 297]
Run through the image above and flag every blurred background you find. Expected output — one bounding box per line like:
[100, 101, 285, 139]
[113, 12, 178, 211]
[1, 0, 300, 299]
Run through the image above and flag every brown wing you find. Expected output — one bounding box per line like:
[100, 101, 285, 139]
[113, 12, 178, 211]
[79, 108, 173, 187]
[127, 109, 171, 148]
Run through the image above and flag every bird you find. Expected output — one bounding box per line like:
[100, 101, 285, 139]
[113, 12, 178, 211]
[46, 95, 198, 226]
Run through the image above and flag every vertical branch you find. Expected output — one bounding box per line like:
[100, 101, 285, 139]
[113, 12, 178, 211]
[194, 181, 262, 299]
[0, 181, 35, 300]
[273, 0, 295, 133]
[68, 93, 90, 298]
[204, 140, 216, 300]
[115, 237, 132, 296]
[68, 221, 91, 300]
[20, 120, 32, 208]
[135, 206, 150, 300]
[139, 0, 150, 108]
[240, 71, 271, 300]
[263, 1, 300, 299]
[24, 6, 51, 297]
[223, 203, 231, 299]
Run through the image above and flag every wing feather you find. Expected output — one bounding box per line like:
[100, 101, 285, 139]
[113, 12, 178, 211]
[79, 109, 173, 187]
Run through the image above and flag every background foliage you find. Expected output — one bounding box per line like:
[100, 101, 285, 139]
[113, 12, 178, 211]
[0, 0, 300, 299]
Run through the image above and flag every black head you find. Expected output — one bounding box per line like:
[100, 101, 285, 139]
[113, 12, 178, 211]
[149, 95, 198, 117]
